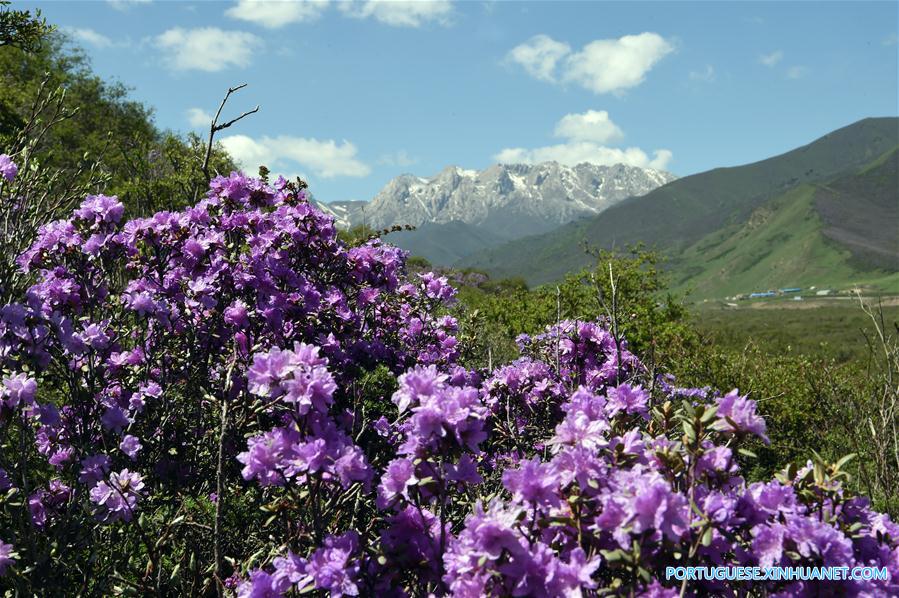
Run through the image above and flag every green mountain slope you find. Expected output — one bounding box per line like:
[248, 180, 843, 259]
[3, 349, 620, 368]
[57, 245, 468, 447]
[459, 117, 899, 295]
[669, 170, 898, 298]
[383, 220, 512, 265]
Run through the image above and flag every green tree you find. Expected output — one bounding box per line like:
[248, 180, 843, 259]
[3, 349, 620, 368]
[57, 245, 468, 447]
[456, 247, 698, 370]
[0, 29, 236, 217]
[0, 1, 52, 52]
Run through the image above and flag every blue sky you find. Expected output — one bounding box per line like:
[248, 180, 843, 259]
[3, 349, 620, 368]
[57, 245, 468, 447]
[22, 0, 899, 203]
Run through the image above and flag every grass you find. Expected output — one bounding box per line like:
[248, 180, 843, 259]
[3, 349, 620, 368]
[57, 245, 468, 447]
[671, 184, 899, 299]
[693, 299, 899, 362]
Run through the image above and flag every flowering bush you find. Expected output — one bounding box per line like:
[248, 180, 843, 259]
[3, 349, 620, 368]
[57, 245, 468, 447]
[0, 165, 458, 593]
[0, 159, 896, 596]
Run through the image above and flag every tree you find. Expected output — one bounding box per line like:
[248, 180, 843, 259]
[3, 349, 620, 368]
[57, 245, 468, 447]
[0, 1, 52, 53]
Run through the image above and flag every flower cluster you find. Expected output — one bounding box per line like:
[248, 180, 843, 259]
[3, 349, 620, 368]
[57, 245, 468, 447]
[0, 172, 459, 589]
[1, 167, 896, 597]
[242, 318, 899, 597]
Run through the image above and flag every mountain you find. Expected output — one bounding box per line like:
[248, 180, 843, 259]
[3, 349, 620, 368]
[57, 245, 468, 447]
[459, 117, 899, 297]
[362, 162, 675, 235]
[666, 147, 899, 298]
[386, 221, 518, 265]
[313, 199, 367, 229]
[318, 162, 676, 264]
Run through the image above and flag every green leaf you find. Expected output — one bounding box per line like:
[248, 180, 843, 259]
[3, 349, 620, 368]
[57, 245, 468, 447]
[699, 406, 718, 423]
[834, 453, 856, 470]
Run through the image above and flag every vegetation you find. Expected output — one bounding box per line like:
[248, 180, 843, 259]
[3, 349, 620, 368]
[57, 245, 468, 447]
[2, 7, 899, 596]
[695, 301, 899, 362]
[454, 258, 899, 514]
[0, 25, 236, 218]
[0, 1, 51, 52]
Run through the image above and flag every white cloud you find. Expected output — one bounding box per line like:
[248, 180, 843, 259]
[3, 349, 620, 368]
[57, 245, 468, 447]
[154, 27, 262, 72]
[220, 134, 371, 178]
[507, 32, 673, 95]
[689, 64, 715, 82]
[786, 65, 808, 79]
[553, 110, 623, 144]
[107, 0, 151, 10]
[494, 110, 672, 171]
[338, 0, 453, 28]
[562, 33, 673, 95]
[495, 143, 672, 170]
[64, 27, 114, 49]
[759, 50, 783, 67]
[505, 34, 571, 82]
[186, 108, 213, 128]
[226, 0, 330, 28]
[377, 150, 418, 167]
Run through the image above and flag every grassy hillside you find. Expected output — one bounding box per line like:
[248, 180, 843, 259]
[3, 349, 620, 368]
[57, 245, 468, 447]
[695, 300, 899, 363]
[815, 146, 899, 269]
[459, 117, 899, 289]
[383, 220, 511, 265]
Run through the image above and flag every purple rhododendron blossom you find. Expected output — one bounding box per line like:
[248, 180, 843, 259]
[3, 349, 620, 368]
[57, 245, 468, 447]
[0, 540, 15, 576]
[119, 435, 142, 460]
[1, 170, 896, 596]
[713, 389, 769, 443]
[0, 154, 16, 182]
[89, 469, 144, 523]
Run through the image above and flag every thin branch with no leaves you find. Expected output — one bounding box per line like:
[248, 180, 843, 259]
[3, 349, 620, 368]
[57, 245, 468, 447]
[201, 83, 259, 183]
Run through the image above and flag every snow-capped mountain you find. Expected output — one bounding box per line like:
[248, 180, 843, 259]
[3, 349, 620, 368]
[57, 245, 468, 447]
[327, 162, 676, 237]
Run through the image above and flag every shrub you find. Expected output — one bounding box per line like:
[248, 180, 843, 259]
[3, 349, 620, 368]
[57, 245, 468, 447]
[0, 164, 896, 596]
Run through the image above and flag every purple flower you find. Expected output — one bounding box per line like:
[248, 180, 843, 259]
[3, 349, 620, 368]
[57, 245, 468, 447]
[502, 458, 560, 508]
[119, 435, 142, 460]
[392, 365, 447, 413]
[713, 389, 768, 443]
[306, 532, 360, 597]
[247, 344, 336, 414]
[380, 506, 445, 577]
[272, 551, 309, 589]
[0, 154, 17, 182]
[28, 480, 71, 530]
[28, 492, 47, 529]
[2, 373, 37, 408]
[605, 383, 650, 420]
[79, 454, 111, 485]
[101, 406, 131, 432]
[238, 426, 297, 487]
[786, 515, 854, 566]
[74, 194, 124, 224]
[752, 523, 786, 568]
[595, 468, 688, 546]
[237, 569, 288, 598]
[224, 300, 251, 328]
[377, 458, 417, 508]
[446, 454, 482, 485]
[0, 540, 15, 576]
[90, 468, 144, 523]
[394, 371, 487, 456]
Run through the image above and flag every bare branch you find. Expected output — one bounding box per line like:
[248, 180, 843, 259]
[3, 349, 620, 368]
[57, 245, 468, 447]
[201, 83, 259, 183]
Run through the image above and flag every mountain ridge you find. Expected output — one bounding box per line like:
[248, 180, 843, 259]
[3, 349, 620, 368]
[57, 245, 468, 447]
[317, 161, 676, 265]
[458, 117, 899, 294]
[361, 162, 675, 235]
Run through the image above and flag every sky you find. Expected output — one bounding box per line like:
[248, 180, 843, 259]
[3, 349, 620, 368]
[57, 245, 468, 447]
[20, 0, 899, 203]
